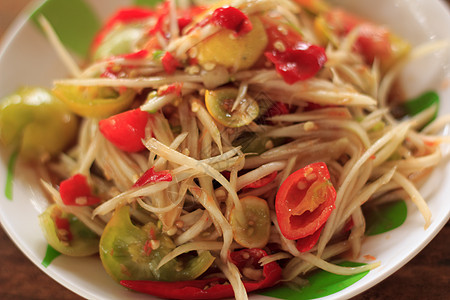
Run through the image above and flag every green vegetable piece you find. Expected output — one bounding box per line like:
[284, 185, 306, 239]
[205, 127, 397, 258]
[233, 132, 284, 156]
[364, 199, 407, 236]
[52, 84, 136, 118]
[99, 206, 215, 282]
[31, 0, 101, 57]
[205, 87, 259, 128]
[0, 87, 78, 160]
[259, 262, 369, 299]
[230, 196, 271, 249]
[38, 204, 99, 257]
[134, 0, 164, 7]
[42, 244, 62, 267]
[404, 91, 439, 121]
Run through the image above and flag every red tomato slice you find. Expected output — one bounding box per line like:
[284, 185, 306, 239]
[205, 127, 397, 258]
[275, 162, 336, 240]
[263, 17, 303, 51]
[60, 174, 100, 206]
[133, 167, 173, 187]
[99, 108, 151, 152]
[295, 224, 324, 252]
[161, 52, 181, 74]
[325, 9, 391, 64]
[211, 6, 252, 36]
[265, 42, 327, 84]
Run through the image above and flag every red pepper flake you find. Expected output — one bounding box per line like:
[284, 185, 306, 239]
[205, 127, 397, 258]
[369, 154, 376, 160]
[148, 228, 156, 240]
[211, 6, 252, 36]
[265, 42, 327, 84]
[100, 64, 121, 79]
[245, 171, 278, 189]
[143, 240, 153, 256]
[114, 49, 149, 60]
[149, 12, 168, 36]
[60, 174, 101, 206]
[177, 6, 207, 33]
[424, 139, 438, 147]
[161, 51, 181, 74]
[133, 167, 173, 188]
[261, 102, 290, 125]
[364, 254, 376, 261]
[343, 217, 354, 232]
[157, 82, 183, 97]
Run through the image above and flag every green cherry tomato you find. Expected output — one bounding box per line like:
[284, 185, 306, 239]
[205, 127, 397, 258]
[38, 204, 99, 256]
[99, 206, 215, 282]
[52, 84, 136, 119]
[230, 196, 271, 249]
[93, 25, 146, 61]
[205, 87, 259, 128]
[0, 87, 78, 160]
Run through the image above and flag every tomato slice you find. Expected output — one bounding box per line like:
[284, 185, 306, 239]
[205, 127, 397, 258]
[265, 42, 327, 84]
[244, 171, 277, 189]
[275, 162, 336, 240]
[60, 174, 101, 206]
[210, 6, 252, 36]
[100, 206, 215, 282]
[99, 108, 151, 152]
[230, 196, 271, 248]
[323, 9, 410, 67]
[262, 16, 303, 52]
[39, 204, 99, 256]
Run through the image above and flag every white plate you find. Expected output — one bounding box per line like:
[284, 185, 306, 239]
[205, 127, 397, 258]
[0, 0, 449, 299]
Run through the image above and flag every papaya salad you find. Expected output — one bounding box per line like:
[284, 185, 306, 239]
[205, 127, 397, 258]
[1, 0, 449, 299]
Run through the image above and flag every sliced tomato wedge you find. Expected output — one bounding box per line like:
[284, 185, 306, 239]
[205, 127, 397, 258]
[99, 108, 152, 152]
[59, 174, 100, 206]
[275, 162, 336, 241]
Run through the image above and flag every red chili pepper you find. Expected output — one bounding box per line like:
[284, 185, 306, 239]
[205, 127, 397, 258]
[178, 6, 207, 32]
[157, 82, 183, 97]
[133, 167, 173, 187]
[91, 7, 155, 54]
[343, 217, 354, 232]
[266, 102, 290, 117]
[99, 108, 152, 152]
[265, 42, 327, 84]
[121, 278, 231, 299]
[261, 101, 290, 125]
[100, 50, 150, 78]
[211, 6, 252, 36]
[229, 248, 282, 290]
[275, 162, 336, 241]
[149, 11, 168, 36]
[113, 49, 149, 60]
[245, 171, 278, 189]
[161, 51, 182, 74]
[304, 102, 334, 111]
[120, 248, 282, 299]
[59, 174, 101, 206]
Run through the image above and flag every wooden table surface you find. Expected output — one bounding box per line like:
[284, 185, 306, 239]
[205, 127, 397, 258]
[0, 0, 449, 299]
